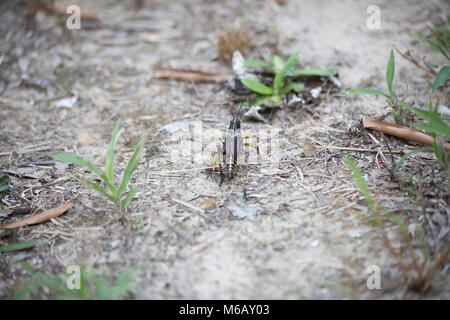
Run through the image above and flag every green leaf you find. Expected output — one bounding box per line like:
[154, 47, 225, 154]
[284, 52, 299, 72]
[93, 277, 110, 300]
[51, 153, 117, 196]
[295, 68, 337, 77]
[254, 95, 272, 106]
[0, 175, 10, 192]
[271, 54, 285, 71]
[427, 40, 450, 60]
[274, 53, 299, 94]
[0, 240, 36, 253]
[271, 95, 281, 102]
[118, 139, 144, 197]
[432, 66, 450, 93]
[404, 104, 450, 138]
[394, 147, 433, 172]
[344, 157, 375, 213]
[337, 88, 389, 97]
[121, 187, 137, 210]
[273, 73, 284, 94]
[84, 179, 116, 204]
[240, 78, 274, 95]
[281, 82, 305, 94]
[433, 138, 448, 171]
[106, 120, 121, 184]
[244, 60, 275, 73]
[386, 49, 395, 97]
[112, 270, 134, 299]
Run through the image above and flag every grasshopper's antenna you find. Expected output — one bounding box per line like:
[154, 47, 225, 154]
[237, 102, 248, 117]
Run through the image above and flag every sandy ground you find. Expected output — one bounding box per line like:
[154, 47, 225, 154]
[0, 0, 449, 299]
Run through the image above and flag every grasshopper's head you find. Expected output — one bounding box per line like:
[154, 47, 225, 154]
[228, 116, 240, 131]
[225, 116, 240, 180]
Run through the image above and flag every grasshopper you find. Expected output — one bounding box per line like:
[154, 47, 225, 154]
[208, 104, 261, 186]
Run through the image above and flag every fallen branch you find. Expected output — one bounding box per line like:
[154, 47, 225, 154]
[363, 119, 450, 152]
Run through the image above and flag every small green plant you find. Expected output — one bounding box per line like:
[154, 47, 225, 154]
[0, 240, 36, 254]
[418, 17, 450, 94]
[51, 120, 144, 212]
[339, 49, 450, 173]
[344, 156, 449, 294]
[338, 49, 397, 109]
[11, 263, 142, 300]
[416, 15, 449, 61]
[400, 95, 450, 173]
[241, 52, 337, 106]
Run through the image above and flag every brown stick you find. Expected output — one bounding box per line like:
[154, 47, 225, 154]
[363, 119, 450, 152]
[0, 202, 72, 229]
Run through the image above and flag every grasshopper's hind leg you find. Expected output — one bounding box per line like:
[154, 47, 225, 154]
[207, 144, 226, 186]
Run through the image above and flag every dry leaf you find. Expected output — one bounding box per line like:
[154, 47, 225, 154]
[303, 141, 316, 157]
[77, 130, 97, 145]
[363, 119, 450, 152]
[200, 198, 217, 210]
[25, 1, 99, 21]
[0, 202, 72, 229]
[154, 68, 224, 83]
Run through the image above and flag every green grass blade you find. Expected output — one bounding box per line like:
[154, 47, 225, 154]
[0, 240, 36, 253]
[112, 269, 134, 299]
[281, 82, 305, 94]
[93, 277, 110, 300]
[427, 40, 450, 60]
[295, 68, 337, 77]
[10, 282, 40, 300]
[344, 156, 375, 212]
[118, 139, 144, 197]
[386, 49, 395, 97]
[106, 120, 121, 183]
[433, 138, 449, 170]
[240, 78, 274, 95]
[0, 175, 10, 192]
[244, 59, 275, 73]
[337, 88, 388, 97]
[51, 153, 117, 196]
[403, 104, 450, 138]
[432, 66, 450, 93]
[394, 147, 433, 172]
[121, 187, 137, 210]
[84, 179, 117, 204]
